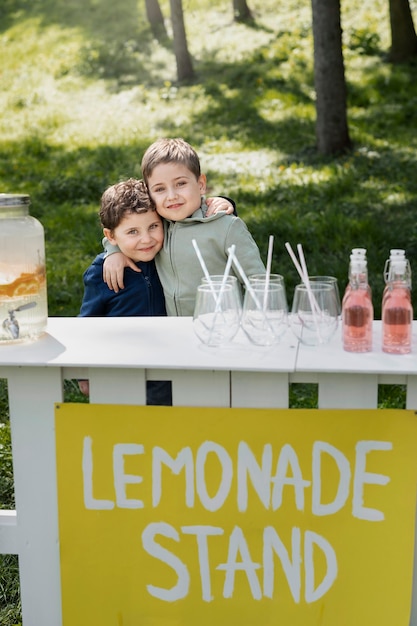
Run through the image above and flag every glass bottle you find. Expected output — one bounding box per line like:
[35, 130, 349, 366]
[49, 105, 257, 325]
[342, 254, 373, 352]
[341, 248, 368, 311]
[382, 255, 413, 354]
[0, 194, 48, 343]
[382, 249, 411, 310]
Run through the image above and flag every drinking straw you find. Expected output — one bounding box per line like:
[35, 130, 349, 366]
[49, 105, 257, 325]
[217, 244, 236, 311]
[220, 244, 236, 292]
[192, 238, 212, 285]
[285, 241, 323, 342]
[229, 247, 277, 337]
[228, 247, 263, 311]
[204, 245, 238, 344]
[297, 243, 322, 317]
[192, 238, 219, 305]
[263, 235, 274, 311]
[284, 242, 321, 315]
[284, 241, 306, 286]
[192, 238, 232, 323]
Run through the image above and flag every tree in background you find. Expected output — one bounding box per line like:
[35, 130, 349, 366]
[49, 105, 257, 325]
[233, 0, 253, 22]
[388, 0, 417, 62]
[311, 0, 352, 155]
[170, 0, 194, 82]
[145, 0, 167, 40]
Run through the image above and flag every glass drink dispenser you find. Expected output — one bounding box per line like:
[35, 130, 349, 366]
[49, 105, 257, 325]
[0, 194, 48, 343]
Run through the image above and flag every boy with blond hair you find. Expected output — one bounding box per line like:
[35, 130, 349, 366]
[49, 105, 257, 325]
[103, 138, 265, 316]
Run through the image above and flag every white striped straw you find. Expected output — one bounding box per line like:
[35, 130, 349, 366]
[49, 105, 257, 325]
[230, 248, 279, 338]
[206, 246, 237, 343]
[216, 244, 236, 312]
[192, 238, 218, 304]
[285, 242, 320, 314]
[297, 243, 321, 316]
[285, 241, 305, 283]
[228, 247, 263, 311]
[192, 238, 211, 283]
[263, 235, 274, 310]
[285, 242, 322, 342]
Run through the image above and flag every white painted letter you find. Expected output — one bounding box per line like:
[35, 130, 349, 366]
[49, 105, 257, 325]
[217, 526, 262, 599]
[271, 444, 310, 511]
[304, 530, 337, 602]
[196, 442, 233, 512]
[312, 441, 351, 516]
[113, 443, 144, 509]
[181, 525, 224, 601]
[353, 441, 392, 521]
[82, 436, 114, 510]
[238, 442, 272, 512]
[142, 522, 189, 601]
[263, 526, 301, 602]
[152, 446, 194, 508]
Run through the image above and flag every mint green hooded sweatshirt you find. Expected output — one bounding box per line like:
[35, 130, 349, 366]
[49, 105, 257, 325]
[104, 204, 265, 316]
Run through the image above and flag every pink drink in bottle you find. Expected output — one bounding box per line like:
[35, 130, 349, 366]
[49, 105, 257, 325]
[342, 252, 373, 352]
[382, 255, 413, 354]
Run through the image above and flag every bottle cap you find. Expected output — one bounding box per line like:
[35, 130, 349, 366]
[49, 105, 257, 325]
[350, 255, 367, 272]
[0, 194, 30, 206]
[391, 258, 407, 273]
[389, 249, 405, 259]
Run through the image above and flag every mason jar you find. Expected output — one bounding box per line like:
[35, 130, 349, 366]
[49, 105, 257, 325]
[0, 194, 48, 343]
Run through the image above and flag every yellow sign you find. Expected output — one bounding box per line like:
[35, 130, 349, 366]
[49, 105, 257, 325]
[55, 405, 417, 626]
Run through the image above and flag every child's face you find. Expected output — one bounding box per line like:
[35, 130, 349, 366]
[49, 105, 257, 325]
[147, 162, 207, 221]
[103, 211, 164, 263]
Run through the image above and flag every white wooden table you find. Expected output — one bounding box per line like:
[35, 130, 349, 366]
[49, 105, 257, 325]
[0, 317, 416, 625]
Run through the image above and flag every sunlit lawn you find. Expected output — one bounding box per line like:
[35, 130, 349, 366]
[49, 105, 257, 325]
[0, 1, 416, 621]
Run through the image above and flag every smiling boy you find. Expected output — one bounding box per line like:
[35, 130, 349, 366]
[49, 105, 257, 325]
[80, 178, 166, 317]
[79, 178, 171, 404]
[104, 138, 265, 316]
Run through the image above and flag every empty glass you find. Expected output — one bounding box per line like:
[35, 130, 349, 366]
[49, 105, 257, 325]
[308, 275, 341, 316]
[289, 282, 339, 346]
[249, 273, 285, 285]
[241, 282, 288, 346]
[193, 283, 241, 347]
[201, 274, 242, 311]
[249, 273, 287, 312]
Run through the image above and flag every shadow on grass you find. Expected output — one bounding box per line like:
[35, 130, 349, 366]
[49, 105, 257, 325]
[1, 2, 417, 317]
[0, 0, 171, 84]
[1, 133, 416, 318]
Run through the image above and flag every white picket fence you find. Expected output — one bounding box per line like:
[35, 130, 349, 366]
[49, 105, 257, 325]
[0, 316, 417, 625]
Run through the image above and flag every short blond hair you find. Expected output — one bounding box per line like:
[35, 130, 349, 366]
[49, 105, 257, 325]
[141, 138, 201, 186]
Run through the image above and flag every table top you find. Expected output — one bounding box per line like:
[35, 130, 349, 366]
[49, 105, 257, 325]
[0, 317, 416, 374]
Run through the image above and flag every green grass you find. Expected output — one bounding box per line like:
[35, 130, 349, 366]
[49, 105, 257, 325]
[0, 0, 416, 319]
[0, 1, 416, 623]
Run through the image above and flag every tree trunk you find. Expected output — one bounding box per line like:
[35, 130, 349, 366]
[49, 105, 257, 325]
[145, 0, 168, 40]
[169, 0, 195, 82]
[311, 0, 351, 155]
[388, 0, 417, 62]
[233, 0, 254, 23]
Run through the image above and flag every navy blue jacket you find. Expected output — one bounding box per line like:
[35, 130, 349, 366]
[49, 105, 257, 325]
[79, 253, 167, 317]
[79, 254, 170, 405]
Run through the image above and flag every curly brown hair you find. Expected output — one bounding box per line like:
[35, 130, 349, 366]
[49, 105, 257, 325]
[99, 178, 156, 230]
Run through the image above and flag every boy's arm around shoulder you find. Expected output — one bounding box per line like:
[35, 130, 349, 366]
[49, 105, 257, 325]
[102, 236, 141, 292]
[206, 196, 237, 216]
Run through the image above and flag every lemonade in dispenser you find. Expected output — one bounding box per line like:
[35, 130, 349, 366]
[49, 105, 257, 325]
[0, 194, 48, 342]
